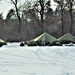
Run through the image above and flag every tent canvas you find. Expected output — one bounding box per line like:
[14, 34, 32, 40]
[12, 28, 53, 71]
[32, 32, 57, 43]
[0, 39, 7, 47]
[58, 33, 75, 43]
[0, 39, 5, 43]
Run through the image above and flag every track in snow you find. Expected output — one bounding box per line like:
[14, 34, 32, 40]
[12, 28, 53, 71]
[0, 43, 75, 75]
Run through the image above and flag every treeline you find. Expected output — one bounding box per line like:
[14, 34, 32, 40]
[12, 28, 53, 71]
[0, 0, 75, 41]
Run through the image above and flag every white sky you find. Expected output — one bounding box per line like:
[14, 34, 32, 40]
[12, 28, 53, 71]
[0, 0, 57, 19]
[0, 0, 13, 19]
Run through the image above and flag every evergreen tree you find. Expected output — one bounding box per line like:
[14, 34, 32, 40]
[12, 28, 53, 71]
[6, 9, 15, 19]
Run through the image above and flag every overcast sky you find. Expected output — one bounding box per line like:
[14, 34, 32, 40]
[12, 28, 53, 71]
[0, 0, 57, 19]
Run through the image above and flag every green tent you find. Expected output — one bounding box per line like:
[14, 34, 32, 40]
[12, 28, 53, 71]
[27, 32, 57, 46]
[0, 39, 7, 47]
[58, 33, 75, 44]
[33, 32, 57, 42]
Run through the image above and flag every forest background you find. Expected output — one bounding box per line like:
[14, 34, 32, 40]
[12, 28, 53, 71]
[0, 0, 75, 42]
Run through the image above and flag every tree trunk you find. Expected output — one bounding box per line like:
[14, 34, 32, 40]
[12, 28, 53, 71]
[40, 12, 44, 33]
[61, 6, 64, 35]
[15, 5, 21, 32]
[70, 10, 73, 34]
[40, 0, 44, 34]
[69, 4, 73, 34]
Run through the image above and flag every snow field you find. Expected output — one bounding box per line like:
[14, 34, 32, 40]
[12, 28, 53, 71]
[0, 43, 75, 75]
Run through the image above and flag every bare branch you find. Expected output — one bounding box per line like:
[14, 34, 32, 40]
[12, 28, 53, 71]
[11, 0, 16, 5]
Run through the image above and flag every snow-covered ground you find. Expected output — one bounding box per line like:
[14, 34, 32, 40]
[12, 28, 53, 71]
[0, 43, 75, 75]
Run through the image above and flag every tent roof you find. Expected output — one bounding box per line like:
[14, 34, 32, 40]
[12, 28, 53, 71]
[32, 32, 57, 43]
[58, 33, 75, 42]
[0, 39, 5, 43]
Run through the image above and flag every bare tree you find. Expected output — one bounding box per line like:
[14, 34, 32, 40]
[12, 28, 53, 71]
[20, 0, 52, 34]
[54, 0, 67, 35]
[33, 0, 51, 33]
[66, 0, 75, 34]
[10, 0, 21, 32]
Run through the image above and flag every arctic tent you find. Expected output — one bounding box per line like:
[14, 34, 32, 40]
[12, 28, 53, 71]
[27, 32, 57, 46]
[58, 33, 75, 44]
[0, 39, 7, 47]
